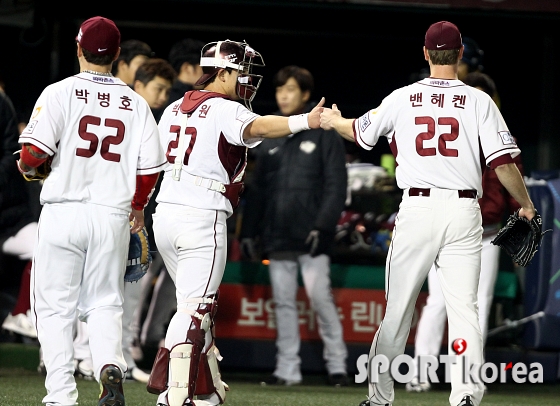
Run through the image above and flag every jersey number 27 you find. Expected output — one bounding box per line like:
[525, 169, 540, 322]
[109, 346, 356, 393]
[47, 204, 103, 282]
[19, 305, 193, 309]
[166, 125, 197, 165]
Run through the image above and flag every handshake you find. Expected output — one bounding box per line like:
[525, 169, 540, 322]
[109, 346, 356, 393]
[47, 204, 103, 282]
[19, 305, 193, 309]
[307, 97, 344, 132]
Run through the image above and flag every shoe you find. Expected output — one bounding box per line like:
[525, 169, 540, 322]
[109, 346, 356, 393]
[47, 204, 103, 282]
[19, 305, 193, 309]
[328, 373, 349, 387]
[405, 377, 431, 392]
[2, 311, 37, 338]
[259, 374, 301, 386]
[125, 367, 150, 383]
[75, 358, 94, 380]
[457, 395, 474, 406]
[98, 364, 125, 406]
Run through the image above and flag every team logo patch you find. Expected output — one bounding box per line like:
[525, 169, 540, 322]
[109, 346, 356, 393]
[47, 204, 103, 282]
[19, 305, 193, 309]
[22, 120, 37, 135]
[299, 140, 316, 154]
[31, 106, 42, 119]
[359, 112, 371, 132]
[499, 131, 516, 145]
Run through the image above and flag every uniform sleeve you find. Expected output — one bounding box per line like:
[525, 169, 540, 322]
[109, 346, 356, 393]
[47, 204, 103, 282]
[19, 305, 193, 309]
[18, 85, 62, 155]
[137, 103, 166, 175]
[478, 96, 520, 165]
[220, 102, 261, 148]
[353, 91, 398, 151]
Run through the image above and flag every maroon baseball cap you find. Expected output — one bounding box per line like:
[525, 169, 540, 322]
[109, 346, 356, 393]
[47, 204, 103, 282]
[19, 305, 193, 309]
[425, 21, 462, 50]
[76, 16, 120, 56]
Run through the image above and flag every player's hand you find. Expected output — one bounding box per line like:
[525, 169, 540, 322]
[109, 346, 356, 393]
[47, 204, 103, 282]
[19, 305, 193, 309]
[320, 104, 342, 131]
[307, 97, 325, 129]
[518, 206, 536, 221]
[305, 230, 321, 257]
[129, 209, 145, 234]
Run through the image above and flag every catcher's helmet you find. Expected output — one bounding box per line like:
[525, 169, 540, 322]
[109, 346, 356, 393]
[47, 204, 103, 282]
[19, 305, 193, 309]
[461, 37, 484, 72]
[195, 39, 265, 110]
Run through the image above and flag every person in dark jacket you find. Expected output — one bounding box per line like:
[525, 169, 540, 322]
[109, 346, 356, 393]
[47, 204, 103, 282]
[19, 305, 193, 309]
[240, 65, 349, 386]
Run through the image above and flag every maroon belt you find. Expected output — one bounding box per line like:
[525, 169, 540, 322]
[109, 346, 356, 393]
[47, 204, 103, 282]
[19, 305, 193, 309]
[409, 188, 477, 199]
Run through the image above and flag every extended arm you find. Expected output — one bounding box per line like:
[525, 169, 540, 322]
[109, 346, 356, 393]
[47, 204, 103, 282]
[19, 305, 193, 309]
[243, 97, 325, 140]
[494, 162, 534, 220]
[320, 104, 355, 142]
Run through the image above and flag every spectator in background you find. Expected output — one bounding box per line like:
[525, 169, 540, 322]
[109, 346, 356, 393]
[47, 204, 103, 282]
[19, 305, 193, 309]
[406, 71, 523, 393]
[239, 65, 349, 387]
[133, 57, 176, 121]
[167, 38, 206, 105]
[111, 39, 154, 86]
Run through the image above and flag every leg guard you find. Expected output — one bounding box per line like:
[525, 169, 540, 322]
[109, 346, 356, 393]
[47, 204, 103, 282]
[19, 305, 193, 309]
[194, 344, 229, 403]
[166, 295, 215, 406]
[194, 291, 229, 404]
[147, 347, 170, 394]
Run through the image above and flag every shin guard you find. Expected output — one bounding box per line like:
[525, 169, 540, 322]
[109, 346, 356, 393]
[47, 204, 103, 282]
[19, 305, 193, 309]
[167, 328, 205, 406]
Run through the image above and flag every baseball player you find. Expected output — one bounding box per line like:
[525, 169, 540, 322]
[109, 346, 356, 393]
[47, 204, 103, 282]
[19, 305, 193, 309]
[407, 72, 523, 393]
[17, 16, 165, 406]
[320, 21, 535, 406]
[147, 39, 324, 406]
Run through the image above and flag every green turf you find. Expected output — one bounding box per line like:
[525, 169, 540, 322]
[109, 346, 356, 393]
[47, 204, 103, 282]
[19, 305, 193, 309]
[1, 368, 559, 406]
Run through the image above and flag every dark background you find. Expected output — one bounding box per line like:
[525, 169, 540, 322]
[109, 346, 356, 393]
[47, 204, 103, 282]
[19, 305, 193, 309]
[1, 0, 560, 172]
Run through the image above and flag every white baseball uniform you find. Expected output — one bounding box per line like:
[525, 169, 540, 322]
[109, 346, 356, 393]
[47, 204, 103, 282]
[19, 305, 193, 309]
[19, 71, 165, 406]
[153, 91, 261, 405]
[354, 77, 520, 406]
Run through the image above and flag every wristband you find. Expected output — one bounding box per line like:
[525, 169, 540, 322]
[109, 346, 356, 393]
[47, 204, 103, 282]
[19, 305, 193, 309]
[288, 113, 310, 134]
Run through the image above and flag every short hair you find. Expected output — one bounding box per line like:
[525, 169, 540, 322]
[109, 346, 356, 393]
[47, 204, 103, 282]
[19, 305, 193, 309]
[111, 39, 153, 75]
[134, 58, 177, 85]
[463, 71, 496, 97]
[168, 38, 206, 74]
[272, 65, 314, 94]
[83, 48, 115, 67]
[427, 49, 461, 66]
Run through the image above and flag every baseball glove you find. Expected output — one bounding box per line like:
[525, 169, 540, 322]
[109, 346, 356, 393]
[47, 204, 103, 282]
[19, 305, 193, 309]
[125, 226, 151, 283]
[15, 148, 53, 182]
[491, 209, 550, 267]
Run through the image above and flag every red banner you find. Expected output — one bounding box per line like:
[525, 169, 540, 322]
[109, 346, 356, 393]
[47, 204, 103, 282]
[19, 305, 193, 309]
[215, 284, 429, 344]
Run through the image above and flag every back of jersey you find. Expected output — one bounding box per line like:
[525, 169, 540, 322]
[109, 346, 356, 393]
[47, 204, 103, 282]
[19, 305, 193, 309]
[354, 78, 520, 196]
[19, 72, 164, 211]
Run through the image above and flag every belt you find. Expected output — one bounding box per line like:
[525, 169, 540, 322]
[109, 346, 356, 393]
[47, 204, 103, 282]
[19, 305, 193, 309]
[409, 188, 477, 199]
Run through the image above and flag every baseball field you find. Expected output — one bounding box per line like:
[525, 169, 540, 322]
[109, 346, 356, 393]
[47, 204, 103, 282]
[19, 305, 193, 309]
[1, 367, 559, 406]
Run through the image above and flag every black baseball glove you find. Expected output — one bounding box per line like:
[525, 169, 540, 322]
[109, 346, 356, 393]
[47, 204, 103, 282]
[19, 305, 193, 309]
[491, 209, 550, 267]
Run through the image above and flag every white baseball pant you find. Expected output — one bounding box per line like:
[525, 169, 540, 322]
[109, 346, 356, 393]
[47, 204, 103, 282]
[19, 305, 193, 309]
[31, 202, 128, 406]
[412, 233, 501, 378]
[152, 203, 227, 406]
[367, 189, 485, 406]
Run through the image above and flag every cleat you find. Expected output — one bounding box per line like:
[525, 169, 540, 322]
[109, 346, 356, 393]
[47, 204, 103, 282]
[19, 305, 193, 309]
[98, 364, 125, 406]
[358, 401, 389, 406]
[405, 378, 431, 392]
[75, 358, 95, 380]
[2, 311, 37, 338]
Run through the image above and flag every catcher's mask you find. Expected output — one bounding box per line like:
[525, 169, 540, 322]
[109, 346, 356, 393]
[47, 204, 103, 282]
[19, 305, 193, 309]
[195, 39, 265, 111]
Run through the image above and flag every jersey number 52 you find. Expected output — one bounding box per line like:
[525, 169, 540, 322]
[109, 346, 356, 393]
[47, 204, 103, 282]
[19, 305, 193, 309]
[415, 116, 459, 157]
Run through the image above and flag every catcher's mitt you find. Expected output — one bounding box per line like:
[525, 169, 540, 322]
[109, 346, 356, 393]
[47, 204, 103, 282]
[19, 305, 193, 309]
[491, 209, 550, 267]
[125, 226, 151, 282]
